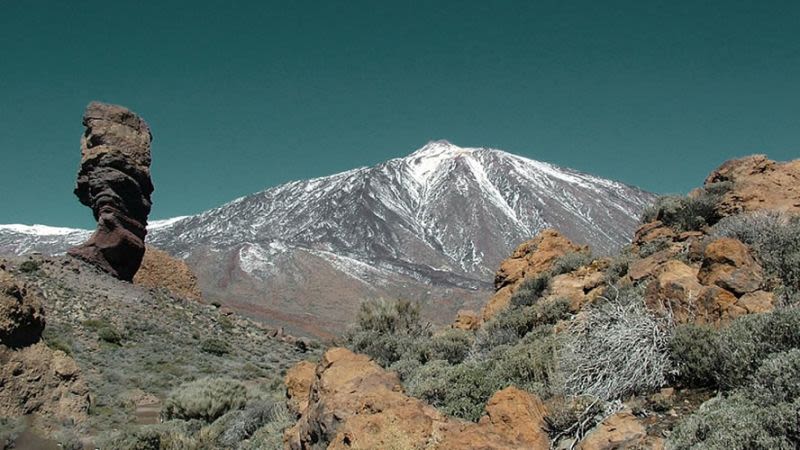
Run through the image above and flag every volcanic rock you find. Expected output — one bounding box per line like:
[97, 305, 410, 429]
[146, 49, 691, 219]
[286, 348, 552, 450]
[67, 102, 153, 281]
[698, 238, 763, 296]
[0, 269, 45, 348]
[133, 246, 201, 300]
[576, 410, 648, 450]
[483, 229, 586, 320]
[705, 154, 800, 216]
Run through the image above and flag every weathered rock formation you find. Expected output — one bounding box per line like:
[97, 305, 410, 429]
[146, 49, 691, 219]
[133, 246, 201, 300]
[482, 229, 586, 321]
[0, 269, 45, 348]
[284, 347, 551, 450]
[68, 102, 153, 281]
[705, 154, 800, 217]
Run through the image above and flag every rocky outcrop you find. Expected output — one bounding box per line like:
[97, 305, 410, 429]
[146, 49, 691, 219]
[285, 348, 551, 450]
[546, 259, 609, 312]
[576, 410, 649, 450]
[483, 229, 586, 320]
[0, 270, 44, 348]
[133, 246, 201, 300]
[0, 343, 90, 431]
[285, 360, 316, 416]
[68, 102, 153, 281]
[705, 154, 800, 216]
[644, 239, 773, 325]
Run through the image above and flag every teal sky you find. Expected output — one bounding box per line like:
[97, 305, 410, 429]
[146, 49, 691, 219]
[1, 1, 798, 228]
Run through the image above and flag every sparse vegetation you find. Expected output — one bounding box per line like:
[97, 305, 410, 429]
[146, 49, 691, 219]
[200, 338, 230, 356]
[641, 182, 730, 232]
[162, 377, 247, 422]
[18, 259, 40, 273]
[711, 211, 800, 301]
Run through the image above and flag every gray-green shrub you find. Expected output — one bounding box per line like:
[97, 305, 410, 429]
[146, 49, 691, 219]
[550, 252, 593, 276]
[669, 323, 721, 388]
[405, 360, 501, 421]
[641, 183, 729, 232]
[162, 378, 247, 423]
[561, 291, 672, 400]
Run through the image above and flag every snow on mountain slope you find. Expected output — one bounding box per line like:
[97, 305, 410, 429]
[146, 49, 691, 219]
[0, 141, 656, 337]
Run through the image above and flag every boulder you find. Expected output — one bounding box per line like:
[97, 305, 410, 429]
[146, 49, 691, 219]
[644, 260, 704, 323]
[287, 348, 552, 450]
[68, 102, 154, 281]
[0, 270, 45, 348]
[0, 343, 90, 432]
[133, 246, 202, 300]
[452, 309, 482, 331]
[285, 360, 316, 416]
[698, 238, 763, 296]
[705, 155, 800, 216]
[576, 410, 647, 450]
[546, 259, 608, 311]
[633, 221, 676, 246]
[484, 230, 586, 320]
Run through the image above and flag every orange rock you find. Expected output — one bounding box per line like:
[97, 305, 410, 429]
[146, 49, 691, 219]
[633, 221, 676, 246]
[452, 309, 482, 331]
[698, 238, 763, 296]
[288, 348, 552, 450]
[577, 410, 646, 450]
[133, 246, 202, 300]
[705, 155, 800, 216]
[285, 360, 316, 416]
[644, 260, 704, 322]
[626, 247, 681, 283]
[484, 230, 585, 320]
[736, 290, 775, 314]
[547, 260, 608, 311]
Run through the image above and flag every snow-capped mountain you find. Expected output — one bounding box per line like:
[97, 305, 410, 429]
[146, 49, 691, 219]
[0, 141, 655, 337]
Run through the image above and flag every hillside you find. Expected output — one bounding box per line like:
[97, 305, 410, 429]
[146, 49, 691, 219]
[0, 254, 318, 449]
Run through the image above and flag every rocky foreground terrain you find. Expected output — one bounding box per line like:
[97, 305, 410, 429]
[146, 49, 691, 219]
[282, 154, 800, 449]
[0, 253, 318, 449]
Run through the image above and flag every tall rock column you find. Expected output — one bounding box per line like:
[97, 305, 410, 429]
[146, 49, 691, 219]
[67, 102, 153, 281]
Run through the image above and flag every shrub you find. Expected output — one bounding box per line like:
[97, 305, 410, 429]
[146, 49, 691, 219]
[98, 325, 123, 344]
[353, 298, 425, 335]
[200, 400, 285, 448]
[637, 237, 671, 258]
[711, 211, 800, 300]
[200, 338, 230, 356]
[19, 259, 40, 273]
[550, 252, 593, 276]
[423, 329, 473, 364]
[162, 378, 247, 423]
[344, 298, 431, 367]
[669, 323, 721, 388]
[488, 331, 564, 397]
[406, 360, 501, 421]
[475, 299, 572, 356]
[561, 292, 672, 400]
[750, 349, 800, 404]
[509, 273, 551, 308]
[641, 184, 727, 232]
[668, 393, 800, 450]
[715, 307, 800, 389]
[604, 252, 633, 284]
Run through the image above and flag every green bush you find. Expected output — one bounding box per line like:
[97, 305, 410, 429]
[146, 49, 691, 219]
[668, 393, 800, 450]
[550, 252, 593, 276]
[488, 331, 564, 396]
[750, 349, 800, 404]
[509, 273, 551, 308]
[641, 183, 728, 232]
[669, 323, 721, 388]
[344, 298, 430, 366]
[19, 259, 40, 273]
[200, 338, 230, 356]
[162, 378, 247, 423]
[423, 329, 473, 364]
[406, 360, 501, 421]
[715, 307, 800, 389]
[98, 325, 123, 344]
[475, 299, 571, 355]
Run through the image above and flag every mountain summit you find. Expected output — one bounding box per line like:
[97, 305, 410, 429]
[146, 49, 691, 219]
[0, 142, 655, 336]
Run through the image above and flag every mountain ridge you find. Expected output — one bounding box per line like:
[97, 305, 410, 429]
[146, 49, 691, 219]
[0, 141, 656, 337]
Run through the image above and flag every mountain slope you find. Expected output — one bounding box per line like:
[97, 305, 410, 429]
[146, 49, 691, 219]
[0, 141, 656, 337]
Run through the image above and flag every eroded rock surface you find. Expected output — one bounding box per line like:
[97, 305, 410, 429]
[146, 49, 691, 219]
[68, 102, 153, 281]
[705, 154, 800, 216]
[0, 269, 45, 348]
[484, 229, 586, 320]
